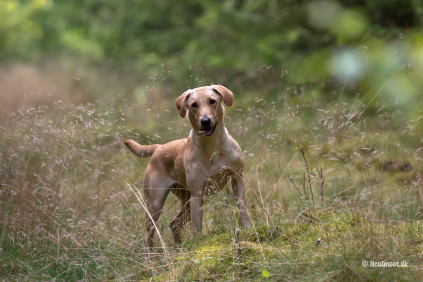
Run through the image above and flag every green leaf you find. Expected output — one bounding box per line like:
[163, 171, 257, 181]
[262, 269, 270, 278]
[177, 257, 184, 261]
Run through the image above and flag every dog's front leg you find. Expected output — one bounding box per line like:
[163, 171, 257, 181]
[186, 167, 205, 236]
[190, 188, 204, 236]
[231, 175, 251, 229]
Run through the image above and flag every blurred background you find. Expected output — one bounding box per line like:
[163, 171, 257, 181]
[1, 0, 423, 117]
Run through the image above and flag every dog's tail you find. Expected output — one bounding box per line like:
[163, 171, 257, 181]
[124, 140, 159, 158]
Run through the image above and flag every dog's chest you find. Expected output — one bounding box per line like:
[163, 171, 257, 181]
[202, 152, 238, 195]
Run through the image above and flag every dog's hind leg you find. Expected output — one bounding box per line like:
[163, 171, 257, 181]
[170, 187, 191, 244]
[144, 170, 172, 250]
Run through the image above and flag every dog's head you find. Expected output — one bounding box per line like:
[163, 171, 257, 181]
[175, 85, 233, 136]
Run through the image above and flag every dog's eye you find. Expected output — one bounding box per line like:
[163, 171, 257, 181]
[210, 99, 216, 105]
[192, 103, 198, 108]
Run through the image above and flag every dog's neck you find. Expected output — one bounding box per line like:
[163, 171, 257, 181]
[189, 119, 227, 159]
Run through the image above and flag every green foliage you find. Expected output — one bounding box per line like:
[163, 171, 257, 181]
[0, 0, 51, 58]
[2, 0, 423, 109]
[262, 268, 270, 278]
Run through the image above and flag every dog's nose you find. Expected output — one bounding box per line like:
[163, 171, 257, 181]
[201, 117, 211, 127]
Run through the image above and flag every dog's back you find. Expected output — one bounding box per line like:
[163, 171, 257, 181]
[124, 139, 188, 186]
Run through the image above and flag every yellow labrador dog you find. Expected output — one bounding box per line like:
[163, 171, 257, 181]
[124, 85, 250, 248]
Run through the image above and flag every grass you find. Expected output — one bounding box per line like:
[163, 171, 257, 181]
[170, 209, 422, 281]
[0, 64, 423, 281]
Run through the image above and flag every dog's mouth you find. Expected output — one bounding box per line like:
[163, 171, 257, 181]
[201, 122, 217, 136]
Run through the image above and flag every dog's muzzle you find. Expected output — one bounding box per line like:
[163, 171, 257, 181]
[201, 122, 217, 136]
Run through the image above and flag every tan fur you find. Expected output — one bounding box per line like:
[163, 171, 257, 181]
[123, 141, 158, 158]
[125, 85, 250, 248]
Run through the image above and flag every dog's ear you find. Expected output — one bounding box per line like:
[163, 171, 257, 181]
[211, 85, 233, 107]
[175, 90, 191, 118]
